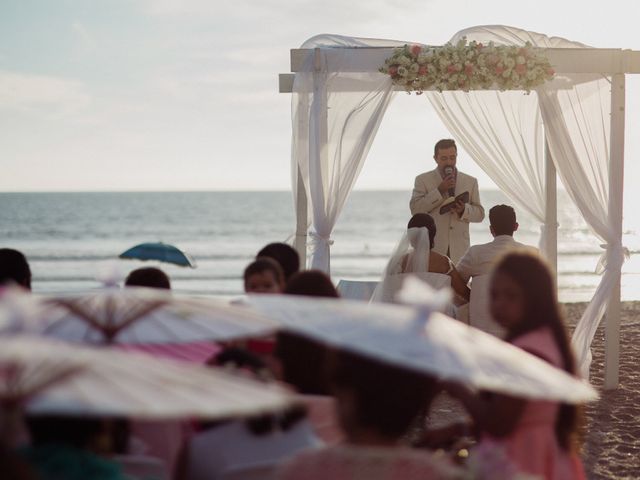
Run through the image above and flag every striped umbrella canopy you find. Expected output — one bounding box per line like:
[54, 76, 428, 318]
[248, 289, 598, 404]
[0, 336, 294, 421]
[3, 287, 278, 345]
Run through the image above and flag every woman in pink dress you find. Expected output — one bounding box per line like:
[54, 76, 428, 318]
[451, 251, 586, 479]
[278, 349, 463, 480]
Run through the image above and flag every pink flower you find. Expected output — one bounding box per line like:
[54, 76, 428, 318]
[495, 65, 505, 75]
[518, 47, 529, 57]
[515, 64, 527, 75]
[447, 64, 457, 74]
[418, 65, 428, 75]
[388, 66, 398, 76]
[547, 67, 555, 76]
[476, 42, 484, 49]
[464, 64, 474, 75]
[486, 54, 498, 65]
[410, 45, 422, 57]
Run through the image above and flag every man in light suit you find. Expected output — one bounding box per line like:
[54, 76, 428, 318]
[410, 139, 484, 263]
[456, 204, 534, 283]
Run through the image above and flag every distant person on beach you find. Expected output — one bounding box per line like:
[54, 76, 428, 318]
[284, 270, 339, 298]
[244, 257, 286, 294]
[257, 243, 300, 282]
[0, 248, 32, 291]
[279, 350, 462, 480]
[447, 252, 586, 479]
[409, 139, 484, 263]
[124, 267, 171, 289]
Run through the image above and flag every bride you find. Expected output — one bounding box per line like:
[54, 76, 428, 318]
[371, 214, 469, 307]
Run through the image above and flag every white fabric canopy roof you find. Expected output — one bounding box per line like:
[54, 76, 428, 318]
[289, 25, 631, 385]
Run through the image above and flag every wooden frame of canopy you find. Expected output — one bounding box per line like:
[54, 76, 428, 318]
[279, 46, 640, 389]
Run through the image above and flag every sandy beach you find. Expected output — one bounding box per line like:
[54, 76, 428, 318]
[428, 301, 640, 479]
[567, 301, 640, 479]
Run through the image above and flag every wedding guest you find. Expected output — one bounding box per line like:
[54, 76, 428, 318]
[410, 139, 484, 263]
[124, 267, 171, 289]
[176, 344, 321, 480]
[456, 204, 534, 283]
[278, 350, 462, 480]
[0, 248, 32, 291]
[257, 243, 300, 282]
[455, 204, 535, 335]
[244, 257, 285, 294]
[284, 270, 339, 298]
[447, 252, 586, 479]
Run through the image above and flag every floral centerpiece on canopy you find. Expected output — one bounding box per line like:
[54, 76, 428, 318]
[380, 38, 555, 93]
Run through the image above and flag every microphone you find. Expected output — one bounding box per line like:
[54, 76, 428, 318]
[444, 166, 455, 197]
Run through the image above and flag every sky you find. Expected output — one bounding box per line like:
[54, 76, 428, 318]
[1, 0, 640, 214]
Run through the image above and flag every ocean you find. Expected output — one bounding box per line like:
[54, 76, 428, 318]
[2, 191, 639, 302]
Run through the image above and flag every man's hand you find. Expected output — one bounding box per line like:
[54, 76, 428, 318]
[437, 174, 456, 195]
[452, 199, 465, 216]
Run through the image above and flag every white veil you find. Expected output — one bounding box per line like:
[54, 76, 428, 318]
[371, 227, 452, 305]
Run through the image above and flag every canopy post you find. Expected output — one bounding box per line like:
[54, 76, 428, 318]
[309, 48, 331, 273]
[544, 137, 558, 276]
[604, 73, 625, 390]
[294, 165, 308, 268]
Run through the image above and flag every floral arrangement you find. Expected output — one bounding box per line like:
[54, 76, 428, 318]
[379, 38, 555, 93]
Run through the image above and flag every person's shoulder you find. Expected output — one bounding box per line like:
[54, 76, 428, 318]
[415, 169, 438, 180]
[457, 170, 478, 183]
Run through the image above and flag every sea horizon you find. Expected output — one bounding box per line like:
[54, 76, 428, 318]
[2, 190, 638, 303]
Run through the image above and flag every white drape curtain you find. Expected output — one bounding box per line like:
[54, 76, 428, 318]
[426, 90, 547, 251]
[538, 77, 627, 377]
[291, 27, 625, 378]
[291, 36, 405, 272]
[424, 25, 622, 377]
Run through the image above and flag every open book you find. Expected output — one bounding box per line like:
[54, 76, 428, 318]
[439, 191, 470, 214]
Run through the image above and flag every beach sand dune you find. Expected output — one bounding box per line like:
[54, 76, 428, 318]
[426, 302, 640, 479]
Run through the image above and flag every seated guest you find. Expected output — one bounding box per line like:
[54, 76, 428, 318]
[371, 214, 469, 305]
[456, 204, 533, 282]
[124, 267, 171, 289]
[0, 248, 32, 291]
[257, 243, 300, 282]
[278, 350, 463, 480]
[456, 205, 535, 336]
[284, 270, 339, 298]
[176, 345, 321, 480]
[244, 257, 285, 294]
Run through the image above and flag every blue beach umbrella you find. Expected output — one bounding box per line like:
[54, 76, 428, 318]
[119, 242, 197, 268]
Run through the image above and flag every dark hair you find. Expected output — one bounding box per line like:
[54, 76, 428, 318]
[125, 267, 171, 289]
[407, 214, 436, 249]
[433, 138, 457, 157]
[489, 204, 517, 236]
[275, 331, 330, 395]
[0, 248, 31, 290]
[331, 350, 439, 439]
[492, 251, 581, 451]
[256, 243, 300, 281]
[25, 415, 107, 449]
[244, 257, 285, 291]
[284, 270, 339, 298]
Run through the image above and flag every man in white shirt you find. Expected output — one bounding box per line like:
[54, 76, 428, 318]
[410, 139, 484, 263]
[456, 204, 533, 282]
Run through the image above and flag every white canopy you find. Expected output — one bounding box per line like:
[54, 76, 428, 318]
[280, 25, 640, 388]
